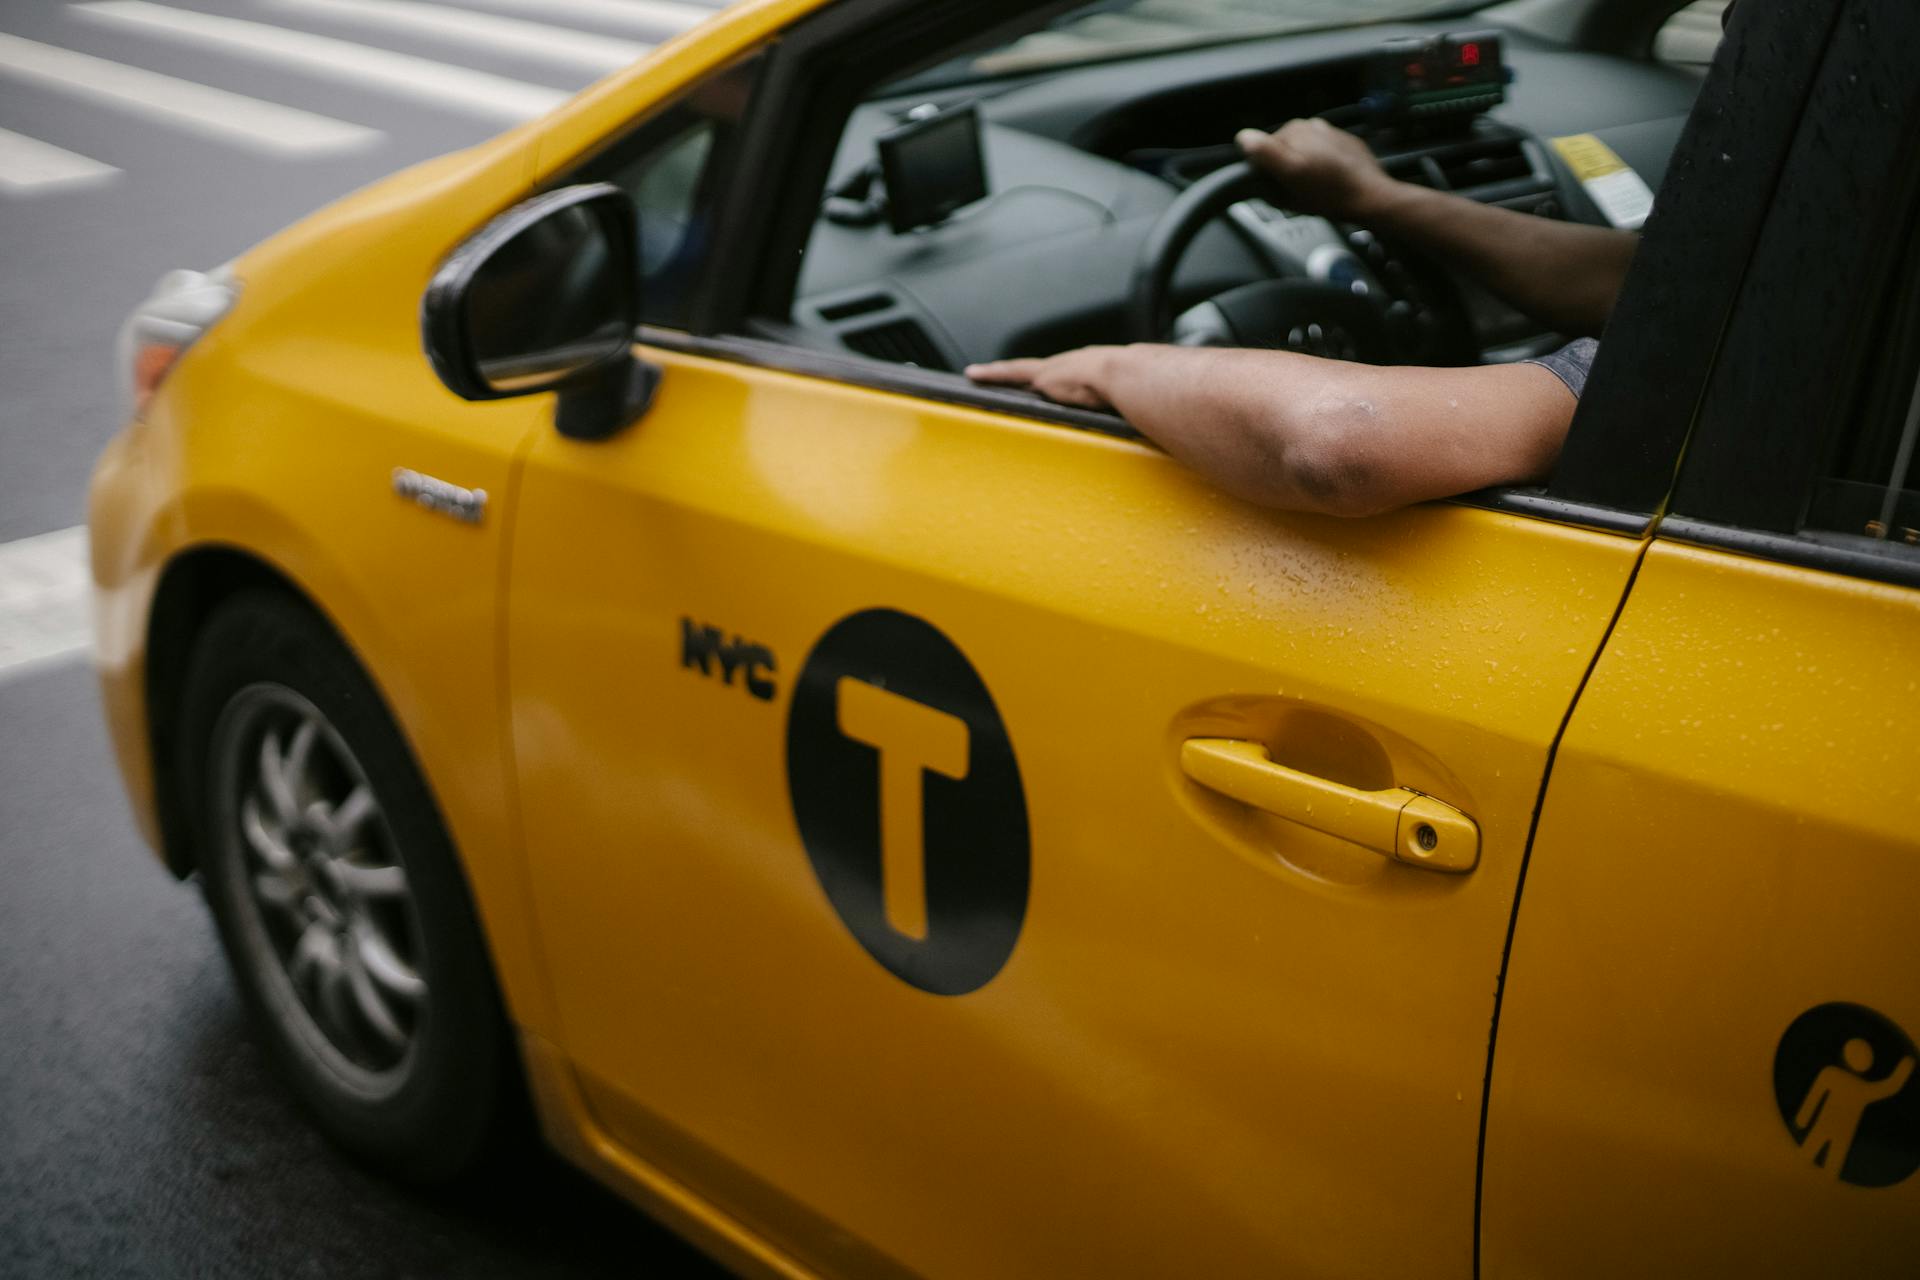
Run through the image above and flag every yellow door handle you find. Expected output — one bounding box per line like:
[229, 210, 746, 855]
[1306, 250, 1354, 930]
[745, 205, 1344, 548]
[1180, 738, 1479, 873]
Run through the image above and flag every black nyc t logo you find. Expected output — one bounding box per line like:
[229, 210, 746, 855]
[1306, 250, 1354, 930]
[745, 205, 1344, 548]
[785, 609, 1029, 996]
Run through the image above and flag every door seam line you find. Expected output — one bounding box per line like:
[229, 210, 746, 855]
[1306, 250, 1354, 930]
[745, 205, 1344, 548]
[1470, 532, 1655, 1278]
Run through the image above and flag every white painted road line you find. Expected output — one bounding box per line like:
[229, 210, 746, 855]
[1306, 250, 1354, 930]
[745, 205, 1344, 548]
[452, 0, 708, 39]
[0, 33, 381, 157]
[0, 527, 91, 682]
[0, 126, 118, 195]
[71, 1, 569, 125]
[267, 0, 651, 74]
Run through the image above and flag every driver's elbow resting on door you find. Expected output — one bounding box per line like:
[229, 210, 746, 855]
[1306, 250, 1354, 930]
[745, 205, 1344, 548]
[1120, 357, 1404, 517]
[1227, 411, 1391, 518]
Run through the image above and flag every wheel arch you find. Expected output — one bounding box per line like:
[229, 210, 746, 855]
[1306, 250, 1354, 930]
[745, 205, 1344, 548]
[144, 545, 467, 921]
[161, 552, 539, 1177]
[146, 545, 307, 878]
[144, 538, 535, 1044]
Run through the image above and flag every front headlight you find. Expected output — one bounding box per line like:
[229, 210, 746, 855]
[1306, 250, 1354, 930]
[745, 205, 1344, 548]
[116, 265, 239, 420]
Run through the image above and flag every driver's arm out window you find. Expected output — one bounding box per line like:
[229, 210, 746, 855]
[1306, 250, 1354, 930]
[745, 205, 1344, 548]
[573, 54, 761, 330]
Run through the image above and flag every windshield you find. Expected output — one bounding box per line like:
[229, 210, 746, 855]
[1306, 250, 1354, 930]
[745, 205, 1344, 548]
[911, 0, 1489, 87]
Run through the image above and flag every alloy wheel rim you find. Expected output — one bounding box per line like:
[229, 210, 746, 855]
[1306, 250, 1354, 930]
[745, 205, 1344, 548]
[212, 683, 426, 1096]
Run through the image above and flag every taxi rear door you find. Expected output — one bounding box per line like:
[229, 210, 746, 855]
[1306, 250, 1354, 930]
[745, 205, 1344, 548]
[1482, 2, 1920, 1270]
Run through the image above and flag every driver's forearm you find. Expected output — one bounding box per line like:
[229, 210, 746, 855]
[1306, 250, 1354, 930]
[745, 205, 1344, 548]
[1089, 343, 1566, 517]
[1358, 181, 1638, 338]
[1093, 345, 1351, 513]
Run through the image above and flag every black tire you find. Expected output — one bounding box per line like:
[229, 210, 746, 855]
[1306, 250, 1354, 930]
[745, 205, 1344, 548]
[177, 589, 519, 1183]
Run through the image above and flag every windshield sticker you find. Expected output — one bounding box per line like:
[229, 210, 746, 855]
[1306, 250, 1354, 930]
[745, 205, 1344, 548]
[1774, 1002, 1920, 1187]
[785, 609, 1028, 996]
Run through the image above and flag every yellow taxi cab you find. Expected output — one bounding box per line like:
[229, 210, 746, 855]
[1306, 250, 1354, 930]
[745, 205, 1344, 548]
[87, 0, 1919, 1273]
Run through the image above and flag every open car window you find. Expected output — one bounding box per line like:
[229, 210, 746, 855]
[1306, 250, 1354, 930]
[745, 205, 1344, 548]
[782, 10, 1699, 383]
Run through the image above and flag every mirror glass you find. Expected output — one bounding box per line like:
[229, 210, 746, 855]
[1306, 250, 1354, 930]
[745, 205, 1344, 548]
[465, 201, 631, 394]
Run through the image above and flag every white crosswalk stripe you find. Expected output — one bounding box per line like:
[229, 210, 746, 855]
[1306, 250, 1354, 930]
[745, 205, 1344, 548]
[0, 31, 383, 156]
[0, 1, 735, 175]
[70, 1, 571, 124]
[0, 125, 118, 194]
[265, 0, 652, 75]
[0, 2, 743, 660]
[0, 527, 92, 683]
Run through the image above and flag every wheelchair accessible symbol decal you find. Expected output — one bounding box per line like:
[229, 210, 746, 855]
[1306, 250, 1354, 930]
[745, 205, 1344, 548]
[785, 609, 1029, 996]
[1773, 1002, 1920, 1187]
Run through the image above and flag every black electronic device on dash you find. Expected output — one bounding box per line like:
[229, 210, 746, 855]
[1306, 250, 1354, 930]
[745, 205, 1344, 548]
[876, 104, 989, 234]
[1364, 32, 1510, 122]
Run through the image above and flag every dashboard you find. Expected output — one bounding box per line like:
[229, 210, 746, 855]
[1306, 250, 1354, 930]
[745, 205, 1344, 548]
[787, 20, 1703, 373]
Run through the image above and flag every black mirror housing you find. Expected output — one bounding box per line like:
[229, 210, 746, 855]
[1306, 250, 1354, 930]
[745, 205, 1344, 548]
[423, 183, 659, 440]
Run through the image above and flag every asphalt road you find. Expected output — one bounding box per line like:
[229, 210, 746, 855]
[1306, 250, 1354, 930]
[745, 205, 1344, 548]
[0, 2, 734, 1274]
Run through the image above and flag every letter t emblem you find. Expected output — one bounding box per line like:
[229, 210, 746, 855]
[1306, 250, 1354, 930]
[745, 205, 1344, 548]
[836, 678, 970, 940]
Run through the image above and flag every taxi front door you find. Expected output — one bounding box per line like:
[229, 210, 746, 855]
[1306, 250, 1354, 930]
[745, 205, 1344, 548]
[503, 346, 1642, 1277]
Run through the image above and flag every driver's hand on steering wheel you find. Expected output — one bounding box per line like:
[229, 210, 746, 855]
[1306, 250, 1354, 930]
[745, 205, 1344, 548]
[1235, 119, 1396, 223]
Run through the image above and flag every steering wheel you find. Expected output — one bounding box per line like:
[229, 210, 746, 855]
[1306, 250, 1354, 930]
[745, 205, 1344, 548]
[1128, 161, 1474, 365]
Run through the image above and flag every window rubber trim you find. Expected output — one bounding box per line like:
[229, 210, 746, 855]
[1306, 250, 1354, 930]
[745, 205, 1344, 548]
[1656, 517, 1920, 592]
[641, 326, 1141, 439]
[1455, 489, 1651, 536]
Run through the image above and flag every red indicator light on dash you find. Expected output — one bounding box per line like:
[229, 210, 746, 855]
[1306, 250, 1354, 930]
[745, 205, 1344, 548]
[1460, 42, 1481, 66]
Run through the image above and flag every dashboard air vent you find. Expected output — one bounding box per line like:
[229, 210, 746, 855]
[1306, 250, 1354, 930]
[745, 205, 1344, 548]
[816, 292, 894, 323]
[843, 318, 949, 370]
[1433, 139, 1536, 193]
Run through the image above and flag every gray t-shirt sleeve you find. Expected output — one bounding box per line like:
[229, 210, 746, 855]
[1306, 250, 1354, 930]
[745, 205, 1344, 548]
[1525, 337, 1599, 399]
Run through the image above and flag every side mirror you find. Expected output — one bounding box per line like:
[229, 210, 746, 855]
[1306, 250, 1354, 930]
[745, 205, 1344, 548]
[423, 183, 660, 441]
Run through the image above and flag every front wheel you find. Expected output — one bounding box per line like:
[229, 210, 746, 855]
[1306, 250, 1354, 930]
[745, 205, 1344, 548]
[179, 590, 518, 1182]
